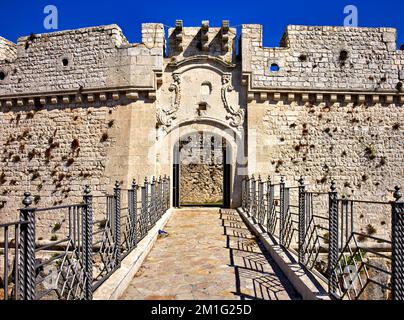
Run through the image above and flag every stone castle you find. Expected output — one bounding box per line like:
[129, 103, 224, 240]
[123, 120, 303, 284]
[0, 21, 403, 234]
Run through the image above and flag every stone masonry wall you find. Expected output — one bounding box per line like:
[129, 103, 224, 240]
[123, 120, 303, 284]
[180, 164, 223, 205]
[0, 24, 163, 241]
[0, 102, 115, 224]
[241, 24, 404, 92]
[0, 23, 164, 238]
[0, 24, 163, 96]
[0, 37, 16, 61]
[248, 99, 404, 239]
[0, 97, 158, 232]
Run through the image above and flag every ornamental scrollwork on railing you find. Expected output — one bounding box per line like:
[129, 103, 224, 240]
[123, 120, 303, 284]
[221, 74, 245, 127]
[157, 74, 181, 130]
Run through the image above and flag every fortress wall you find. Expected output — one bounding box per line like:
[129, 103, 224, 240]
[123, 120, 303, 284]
[0, 24, 163, 96]
[0, 25, 125, 95]
[0, 101, 114, 224]
[248, 98, 404, 239]
[242, 24, 404, 91]
[243, 23, 404, 239]
[0, 24, 164, 231]
[0, 98, 157, 230]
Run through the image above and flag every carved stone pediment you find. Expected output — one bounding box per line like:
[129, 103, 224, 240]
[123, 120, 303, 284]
[221, 74, 245, 128]
[157, 73, 181, 131]
[157, 59, 245, 132]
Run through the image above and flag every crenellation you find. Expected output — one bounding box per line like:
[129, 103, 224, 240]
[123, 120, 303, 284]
[0, 24, 162, 102]
[243, 24, 404, 93]
[167, 21, 236, 64]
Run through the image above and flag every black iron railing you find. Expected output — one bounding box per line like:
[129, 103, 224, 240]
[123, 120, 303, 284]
[0, 175, 170, 300]
[0, 220, 27, 300]
[242, 175, 404, 300]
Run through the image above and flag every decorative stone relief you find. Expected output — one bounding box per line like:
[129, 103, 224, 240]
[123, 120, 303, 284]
[157, 73, 181, 130]
[221, 74, 245, 127]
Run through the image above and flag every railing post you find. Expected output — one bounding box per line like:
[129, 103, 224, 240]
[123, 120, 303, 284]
[266, 176, 272, 230]
[242, 177, 248, 212]
[248, 175, 252, 215]
[162, 175, 166, 212]
[83, 185, 93, 300]
[251, 175, 257, 218]
[246, 176, 251, 213]
[164, 175, 169, 211]
[392, 185, 404, 300]
[160, 176, 163, 217]
[157, 176, 162, 219]
[167, 176, 170, 210]
[19, 192, 36, 300]
[150, 176, 156, 225]
[279, 176, 285, 246]
[241, 177, 245, 211]
[140, 180, 147, 237]
[258, 175, 264, 225]
[298, 177, 306, 264]
[131, 179, 138, 247]
[114, 181, 121, 267]
[144, 177, 150, 229]
[328, 180, 339, 296]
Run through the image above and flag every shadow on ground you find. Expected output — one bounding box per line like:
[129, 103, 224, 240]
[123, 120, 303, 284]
[220, 209, 301, 300]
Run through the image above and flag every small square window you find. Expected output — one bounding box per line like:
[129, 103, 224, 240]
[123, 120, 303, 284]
[270, 64, 280, 72]
[198, 103, 207, 110]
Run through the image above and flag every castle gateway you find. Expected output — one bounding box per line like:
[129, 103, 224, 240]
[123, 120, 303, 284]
[0, 21, 403, 221]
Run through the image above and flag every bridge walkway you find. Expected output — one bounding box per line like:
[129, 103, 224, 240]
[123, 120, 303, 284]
[120, 208, 300, 300]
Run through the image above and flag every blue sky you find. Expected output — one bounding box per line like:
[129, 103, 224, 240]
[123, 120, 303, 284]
[1, 0, 403, 48]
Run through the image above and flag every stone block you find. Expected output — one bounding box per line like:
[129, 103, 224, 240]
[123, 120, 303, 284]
[127, 47, 141, 56]
[382, 31, 396, 43]
[136, 55, 153, 65]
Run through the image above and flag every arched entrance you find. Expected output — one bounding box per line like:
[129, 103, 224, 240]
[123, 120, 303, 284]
[172, 131, 231, 208]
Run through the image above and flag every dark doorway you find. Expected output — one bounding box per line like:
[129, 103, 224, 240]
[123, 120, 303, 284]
[223, 145, 231, 208]
[172, 132, 231, 208]
[172, 150, 180, 208]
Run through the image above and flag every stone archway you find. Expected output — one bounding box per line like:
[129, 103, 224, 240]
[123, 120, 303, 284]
[156, 119, 244, 209]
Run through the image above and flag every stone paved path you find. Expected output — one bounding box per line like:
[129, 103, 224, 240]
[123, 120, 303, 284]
[120, 208, 300, 300]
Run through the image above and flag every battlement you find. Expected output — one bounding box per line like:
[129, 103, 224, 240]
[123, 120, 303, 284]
[241, 24, 404, 93]
[167, 20, 236, 63]
[282, 25, 397, 50]
[1, 21, 403, 102]
[0, 24, 164, 99]
[15, 24, 128, 47]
